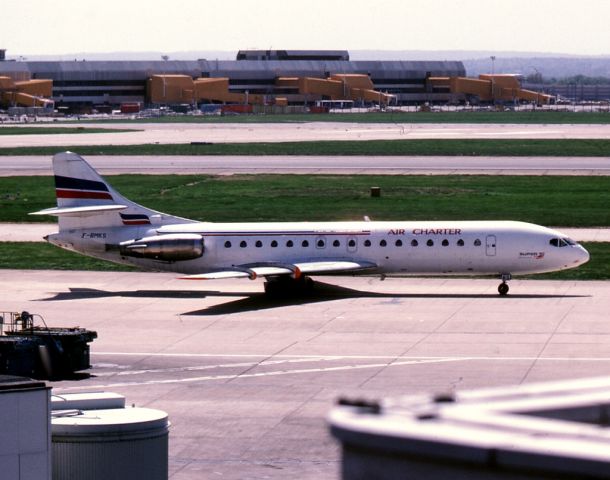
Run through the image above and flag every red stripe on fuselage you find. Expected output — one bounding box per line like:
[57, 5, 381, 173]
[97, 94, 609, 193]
[122, 220, 150, 225]
[175, 232, 371, 237]
[56, 189, 113, 200]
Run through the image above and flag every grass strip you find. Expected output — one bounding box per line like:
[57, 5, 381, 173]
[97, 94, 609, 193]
[0, 127, 139, 135]
[0, 241, 607, 280]
[2, 174, 610, 227]
[2, 139, 610, 157]
[0, 242, 134, 271]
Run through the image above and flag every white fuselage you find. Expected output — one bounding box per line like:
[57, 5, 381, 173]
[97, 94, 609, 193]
[49, 220, 589, 277]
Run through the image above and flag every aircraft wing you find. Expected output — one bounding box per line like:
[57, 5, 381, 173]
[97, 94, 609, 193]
[295, 260, 377, 274]
[181, 260, 377, 280]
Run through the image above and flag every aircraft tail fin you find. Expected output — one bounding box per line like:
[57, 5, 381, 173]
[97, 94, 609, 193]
[30, 151, 190, 230]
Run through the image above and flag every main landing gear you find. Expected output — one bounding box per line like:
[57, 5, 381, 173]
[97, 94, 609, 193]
[264, 275, 315, 297]
[498, 273, 512, 296]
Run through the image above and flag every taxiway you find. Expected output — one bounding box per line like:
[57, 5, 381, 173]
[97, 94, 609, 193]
[1, 154, 610, 176]
[2, 270, 609, 479]
[2, 122, 610, 147]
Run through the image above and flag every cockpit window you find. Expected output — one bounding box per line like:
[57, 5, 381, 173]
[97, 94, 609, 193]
[550, 237, 575, 247]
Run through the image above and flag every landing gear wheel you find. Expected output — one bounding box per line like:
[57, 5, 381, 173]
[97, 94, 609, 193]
[264, 276, 315, 298]
[264, 280, 280, 296]
[498, 283, 509, 296]
[302, 276, 315, 292]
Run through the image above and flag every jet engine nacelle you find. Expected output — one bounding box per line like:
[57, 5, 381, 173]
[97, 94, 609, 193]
[119, 234, 204, 261]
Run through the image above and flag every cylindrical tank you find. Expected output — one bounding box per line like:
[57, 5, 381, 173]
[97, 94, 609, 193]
[52, 407, 169, 480]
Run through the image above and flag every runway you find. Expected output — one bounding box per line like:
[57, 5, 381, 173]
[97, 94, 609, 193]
[2, 121, 610, 147]
[2, 154, 610, 176]
[2, 270, 609, 479]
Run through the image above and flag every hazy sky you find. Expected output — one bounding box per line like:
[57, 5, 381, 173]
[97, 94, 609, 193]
[2, 0, 610, 56]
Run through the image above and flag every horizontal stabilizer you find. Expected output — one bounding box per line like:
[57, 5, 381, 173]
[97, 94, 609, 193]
[182, 260, 377, 281]
[29, 204, 127, 217]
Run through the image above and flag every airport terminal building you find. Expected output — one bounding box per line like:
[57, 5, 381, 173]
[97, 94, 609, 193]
[0, 50, 466, 112]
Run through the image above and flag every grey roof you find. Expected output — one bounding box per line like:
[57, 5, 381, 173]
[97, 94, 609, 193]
[9, 61, 202, 80]
[237, 49, 350, 60]
[0, 59, 465, 81]
[0, 61, 30, 74]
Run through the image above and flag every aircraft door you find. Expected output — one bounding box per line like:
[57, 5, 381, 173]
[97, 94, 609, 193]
[347, 236, 358, 253]
[486, 235, 497, 256]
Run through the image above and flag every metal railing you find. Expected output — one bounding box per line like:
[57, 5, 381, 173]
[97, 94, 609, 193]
[0, 311, 36, 335]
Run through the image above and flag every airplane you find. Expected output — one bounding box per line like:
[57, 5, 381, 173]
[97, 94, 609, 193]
[31, 152, 590, 296]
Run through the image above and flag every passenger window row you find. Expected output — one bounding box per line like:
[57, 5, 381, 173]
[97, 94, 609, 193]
[223, 238, 482, 248]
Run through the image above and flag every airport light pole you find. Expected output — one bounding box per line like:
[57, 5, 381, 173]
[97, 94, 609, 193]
[161, 55, 169, 105]
[528, 66, 541, 83]
[490, 55, 496, 103]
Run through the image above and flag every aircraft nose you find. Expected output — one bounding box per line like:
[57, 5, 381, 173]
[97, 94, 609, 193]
[575, 245, 590, 266]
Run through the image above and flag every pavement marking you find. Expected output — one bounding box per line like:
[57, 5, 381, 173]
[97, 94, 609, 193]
[57, 358, 463, 391]
[92, 357, 337, 377]
[93, 352, 413, 359]
[57, 354, 610, 391]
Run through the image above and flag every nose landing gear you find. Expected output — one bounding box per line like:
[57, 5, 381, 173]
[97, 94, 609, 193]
[498, 273, 512, 296]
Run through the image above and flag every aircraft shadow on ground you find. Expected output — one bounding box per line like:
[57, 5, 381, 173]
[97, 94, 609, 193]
[37, 282, 589, 316]
[40, 288, 215, 301]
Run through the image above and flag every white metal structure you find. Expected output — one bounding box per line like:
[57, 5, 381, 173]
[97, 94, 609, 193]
[0, 377, 51, 480]
[32, 152, 590, 295]
[50, 392, 168, 480]
[52, 406, 168, 480]
[330, 377, 610, 479]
